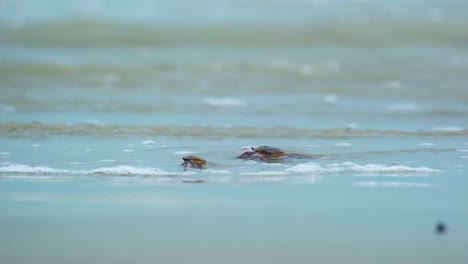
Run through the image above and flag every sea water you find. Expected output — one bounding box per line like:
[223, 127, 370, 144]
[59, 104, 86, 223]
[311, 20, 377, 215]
[1, 0, 468, 263]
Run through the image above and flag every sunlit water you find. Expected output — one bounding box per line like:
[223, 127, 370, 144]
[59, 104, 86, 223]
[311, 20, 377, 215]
[1, 0, 468, 263]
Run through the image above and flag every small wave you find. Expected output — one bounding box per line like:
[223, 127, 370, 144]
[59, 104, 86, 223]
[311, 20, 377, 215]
[434, 126, 463, 132]
[239, 176, 288, 183]
[247, 162, 441, 176]
[0, 152, 11, 156]
[0, 163, 196, 179]
[335, 142, 351, 147]
[0, 164, 68, 174]
[353, 181, 433, 188]
[240, 171, 290, 177]
[141, 140, 156, 145]
[204, 169, 231, 175]
[122, 149, 134, 153]
[0, 160, 442, 183]
[203, 97, 247, 108]
[173, 151, 194, 155]
[97, 159, 117, 163]
[285, 163, 332, 173]
[420, 142, 436, 146]
[338, 162, 440, 175]
[91, 166, 169, 176]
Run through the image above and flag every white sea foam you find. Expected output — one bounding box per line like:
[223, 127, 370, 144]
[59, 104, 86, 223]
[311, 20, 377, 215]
[91, 166, 172, 176]
[0, 152, 11, 156]
[338, 162, 440, 175]
[240, 171, 290, 176]
[0, 163, 192, 179]
[335, 142, 351, 147]
[456, 149, 468, 152]
[32, 144, 41, 148]
[204, 97, 247, 107]
[0, 164, 68, 174]
[141, 140, 156, 145]
[204, 169, 231, 175]
[460, 156, 468, 159]
[0, 161, 440, 183]
[238, 162, 439, 177]
[240, 176, 288, 183]
[420, 142, 436, 146]
[97, 159, 116, 163]
[173, 151, 194, 155]
[285, 163, 331, 173]
[353, 181, 433, 188]
[288, 162, 439, 175]
[122, 149, 134, 153]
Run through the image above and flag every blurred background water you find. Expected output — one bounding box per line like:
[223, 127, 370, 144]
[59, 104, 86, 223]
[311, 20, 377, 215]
[1, 0, 467, 263]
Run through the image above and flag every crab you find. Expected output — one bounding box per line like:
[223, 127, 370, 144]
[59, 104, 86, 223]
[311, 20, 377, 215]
[181, 155, 207, 169]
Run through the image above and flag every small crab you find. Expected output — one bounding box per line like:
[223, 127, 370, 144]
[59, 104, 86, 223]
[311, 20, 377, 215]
[181, 155, 207, 169]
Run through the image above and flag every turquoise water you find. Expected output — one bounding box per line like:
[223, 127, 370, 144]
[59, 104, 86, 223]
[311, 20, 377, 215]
[1, 0, 468, 263]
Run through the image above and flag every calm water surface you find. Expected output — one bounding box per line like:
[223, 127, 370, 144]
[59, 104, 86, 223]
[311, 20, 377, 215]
[1, 0, 467, 263]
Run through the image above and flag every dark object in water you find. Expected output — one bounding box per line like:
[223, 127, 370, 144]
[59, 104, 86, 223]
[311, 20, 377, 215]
[182, 179, 205, 184]
[238, 146, 286, 160]
[237, 146, 314, 161]
[181, 155, 207, 169]
[435, 221, 447, 235]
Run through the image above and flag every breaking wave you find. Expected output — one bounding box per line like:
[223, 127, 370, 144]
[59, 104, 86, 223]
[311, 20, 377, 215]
[0, 160, 440, 186]
[241, 162, 440, 176]
[0, 164, 69, 174]
[203, 97, 247, 108]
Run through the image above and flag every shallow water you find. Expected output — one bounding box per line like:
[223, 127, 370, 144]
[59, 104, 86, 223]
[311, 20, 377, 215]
[1, 0, 468, 263]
